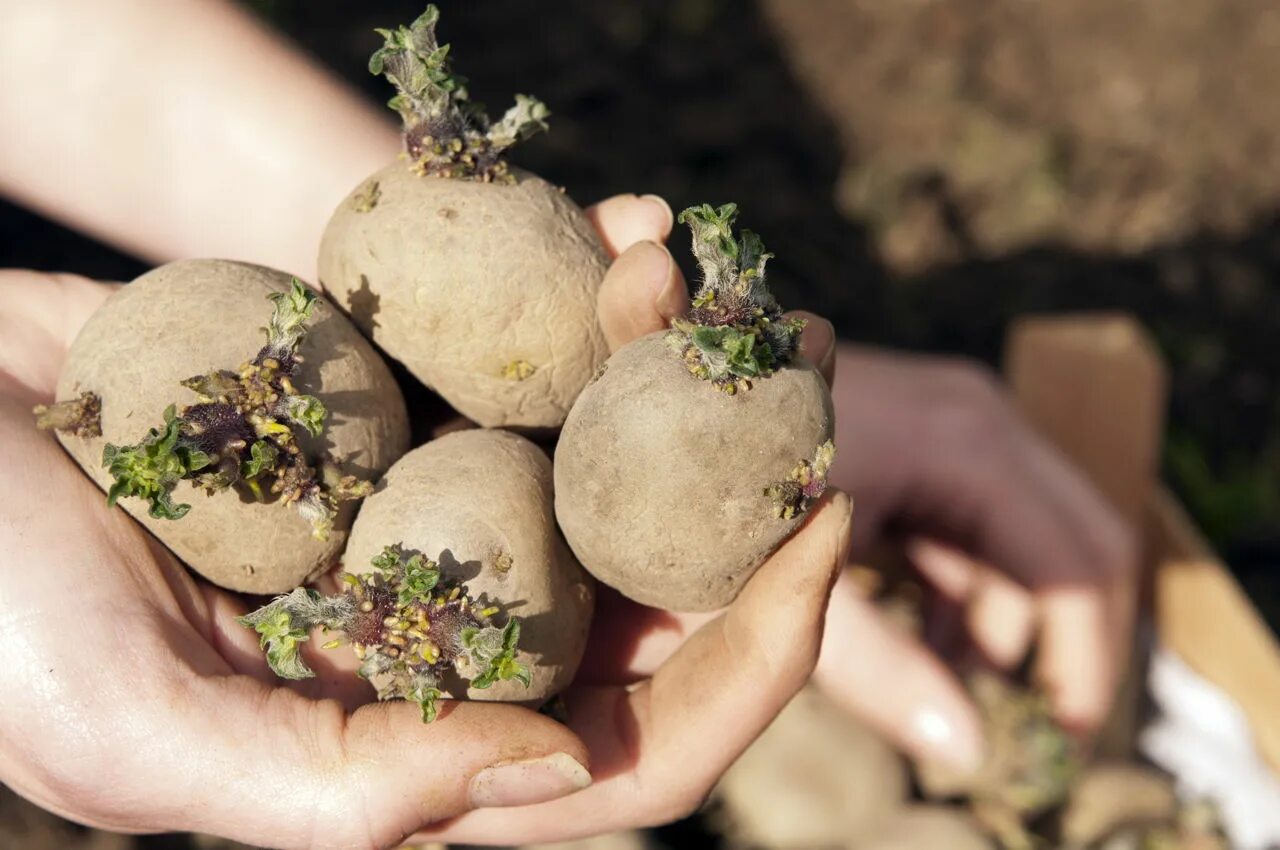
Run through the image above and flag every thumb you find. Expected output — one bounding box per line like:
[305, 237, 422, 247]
[596, 241, 689, 353]
[171, 678, 590, 849]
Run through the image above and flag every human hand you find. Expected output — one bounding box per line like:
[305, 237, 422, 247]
[811, 346, 1137, 770]
[0, 195, 853, 849]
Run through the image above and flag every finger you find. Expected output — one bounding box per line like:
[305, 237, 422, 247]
[910, 538, 1035, 670]
[1037, 587, 1116, 732]
[428, 491, 855, 845]
[790, 310, 836, 386]
[915, 410, 1135, 728]
[585, 194, 674, 258]
[968, 570, 1035, 670]
[813, 570, 984, 773]
[146, 678, 591, 849]
[597, 240, 689, 353]
[1016, 439, 1139, 731]
[574, 587, 717, 684]
[910, 537, 979, 602]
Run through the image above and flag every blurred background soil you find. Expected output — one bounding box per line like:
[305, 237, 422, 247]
[3, 0, 1278, 847]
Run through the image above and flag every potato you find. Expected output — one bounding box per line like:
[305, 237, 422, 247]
[317, 6, 608, 430]
[856, 807, 993, 850]
[49, 259, 409, 593]
[1060, 764, 1177, 846]
[917, 673, 1078, 819]
[714, 688, 908, 847]
[341, 429, 594, 706]
[555, 204, 835, 611]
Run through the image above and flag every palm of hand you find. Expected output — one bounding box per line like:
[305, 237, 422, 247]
[0, 197, 852, 850]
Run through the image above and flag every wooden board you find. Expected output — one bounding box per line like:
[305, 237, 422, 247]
[1005, 314, 1168, 759]
[1006, 311, 1280, 772]
[1149, 488, 1280, 772]
[1005, 313, 1168, 528]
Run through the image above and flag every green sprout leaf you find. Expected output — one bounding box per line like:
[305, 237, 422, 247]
[398, 553, 441, 605]
[368, 5, 549, 180]
[369, 5, 466, 128]
[678, 203, 740, 291]
[102, 405, 212, 520]
[284, 394, 327, 437]
[669, 202, 802, 389]
[264, 279, 318, 355]
[469, 619, 530, 690]
[236, 588, 321, 680]
[371, 546, 403, 575]
[240, 440, 279, 480]
[487, 94, 551, 151]
[409, 678, 443, 724]
[689, 326, 772, 380]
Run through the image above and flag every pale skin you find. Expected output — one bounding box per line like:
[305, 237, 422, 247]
[0, 0, 1136, 844]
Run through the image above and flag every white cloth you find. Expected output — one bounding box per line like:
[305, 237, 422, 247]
[1140, 646, 1280, 850]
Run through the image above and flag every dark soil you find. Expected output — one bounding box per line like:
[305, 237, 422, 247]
[3, 1, 1277, 846]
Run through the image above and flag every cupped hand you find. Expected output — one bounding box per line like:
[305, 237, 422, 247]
[813, 347, 1136, 768]
[0, 194, 853, 849]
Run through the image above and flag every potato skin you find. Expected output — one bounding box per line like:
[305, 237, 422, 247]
[717, 688, 908, 847]
[554, 332, 835, 611]
[54, 260, 410, 593]
[318, 163, 609, 429]
[857, 807, 993, 850]
[344, 429, 594, 702]
[1061, 764, 1177, 846]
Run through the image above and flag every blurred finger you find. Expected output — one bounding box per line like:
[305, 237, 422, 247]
[429, 491, 854, 844]
[1036, 587, 1114, 731]
[585, 194, 674, 257]
[910, 537, 979, 602]
[967, 571, 1036, 670]
[911, 538, 1035, 670]
[597, 240, 689, 353]
[1011, 435, 1138, 730]
[814, 570, 984, 772]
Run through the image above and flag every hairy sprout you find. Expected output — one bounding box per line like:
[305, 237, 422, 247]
[33, 391, 103, 438]
[668, 203, 805, 392]
[370, 5, 549, 182]
[238, 546, 530, 722]
[99, 280, 371, 536]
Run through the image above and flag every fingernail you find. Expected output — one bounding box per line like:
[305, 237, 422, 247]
[815, 319, 837, 377]
[468, 752, 592, 809]
[640, 194, 674, 235]
[908, 705, 984, 774]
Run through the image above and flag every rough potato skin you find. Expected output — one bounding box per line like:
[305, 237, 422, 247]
[1061, 765, 1177, 846]
[344, 429, 594, 703]
[55, 260, 410, 593]
[716, 688, 908, 846]
[858, 807, 993, 850]
[318, 163, 609, 429]
[555, 332, 835, 611]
